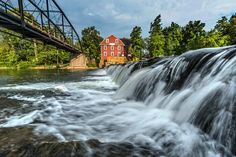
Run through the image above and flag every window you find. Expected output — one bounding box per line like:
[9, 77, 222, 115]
[118, 46, 121, 50]
[104, 45, 107, 50]
[111, 52, 114, 56]
[115, 39, 118, 43]
[106, 39, 109, 43]
[118, 52, 121, 56]
[111, 46, 114, 50]
[104, 52, 107, 56]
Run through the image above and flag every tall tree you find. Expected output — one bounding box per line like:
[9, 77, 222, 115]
[214, 14, 236, 45]
[180, 20, 206, 51]
[81, 26, 103, 65]
[202, 30, 230, 47]
[163, 22, 183, 56]
[0, 29, 71, 67]
[130, 26, 143, 60]
[215, 16, 230, 35]
[229, 13, 236, 44]
[148, 15, 165, 57]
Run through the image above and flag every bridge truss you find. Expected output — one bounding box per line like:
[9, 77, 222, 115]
[0, 0, 82, 53]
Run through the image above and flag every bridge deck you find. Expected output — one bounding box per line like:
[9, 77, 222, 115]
[0, 0, 82, 54]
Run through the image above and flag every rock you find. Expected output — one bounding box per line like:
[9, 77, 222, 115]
[0, 128, 165, 157]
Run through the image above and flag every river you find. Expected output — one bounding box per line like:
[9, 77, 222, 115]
[0, 46, 236, 157]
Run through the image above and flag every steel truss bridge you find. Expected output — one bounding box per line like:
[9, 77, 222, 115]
[0, 0, 82, 53]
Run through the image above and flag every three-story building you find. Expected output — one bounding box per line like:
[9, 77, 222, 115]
[99, 35, 127, 67]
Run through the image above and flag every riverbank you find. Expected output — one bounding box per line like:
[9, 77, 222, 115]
[0, 65, 98, 70]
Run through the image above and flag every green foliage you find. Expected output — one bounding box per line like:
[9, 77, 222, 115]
[182, 20, 206, 51]
[212, 13, 236, 46]
[229, 13, 236, 44]
[215, 16, 230, 35]
[0, 29, 71, 68]
[148, 15, 165, 57]
[81, 26, 103, 66]
[1, 12, 236, 66]
[163, 22, 183, 56]
[37, 49, 70, 65]
[146, 13, 235, 56]
[130, 26, 143, 60]
[86, 63, 97, 67]
[199, 30, 230, 48]
[17, 61, 31, 69]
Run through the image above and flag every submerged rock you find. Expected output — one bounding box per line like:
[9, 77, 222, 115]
[0, 127, 164, 157]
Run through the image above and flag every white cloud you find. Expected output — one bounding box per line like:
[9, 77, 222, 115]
[58, 0, 236, 37]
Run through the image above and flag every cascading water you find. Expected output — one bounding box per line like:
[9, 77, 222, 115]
[0, 46, 236, 156]
[108, 45, 236, 156]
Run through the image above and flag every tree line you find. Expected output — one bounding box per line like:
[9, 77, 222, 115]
[0, 26, 102, 69]
[0, 13, 235, 68]
[0, 30, 71, 69]
[129, 13, 236, 60]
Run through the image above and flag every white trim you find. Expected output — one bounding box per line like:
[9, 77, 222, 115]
[118, 52, 121, 56]
[111, 52, 114, 56]
[104, 52, 107, 56]
[111, 46, 114, 50]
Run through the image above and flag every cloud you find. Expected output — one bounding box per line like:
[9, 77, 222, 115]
[57, 0, 236, 38]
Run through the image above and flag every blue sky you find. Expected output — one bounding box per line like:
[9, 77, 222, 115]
[57, 0, 236, 38]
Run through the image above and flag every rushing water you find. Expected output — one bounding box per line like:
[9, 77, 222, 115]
[0, 46, 236, 157]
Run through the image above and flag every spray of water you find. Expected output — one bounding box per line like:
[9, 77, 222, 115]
[0, 46, 236, 156]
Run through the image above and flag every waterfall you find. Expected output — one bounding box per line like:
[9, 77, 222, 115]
[107, 45, 236, 155]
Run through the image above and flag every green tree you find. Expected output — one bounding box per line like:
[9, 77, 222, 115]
[215, 16, 230, 35]
[81, 26, 103, 65]
[180, 20, 206, 51]
[0, 29, 71, 67]
[202, 30, 230, 47]
[130, 26, 143, 60]
[229, 13, 236, 44]
[163, 22, 183, 56]
[148, 15, 165, 57]
[214, 14, 236, 45]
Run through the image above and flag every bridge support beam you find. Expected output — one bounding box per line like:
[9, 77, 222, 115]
[0, 0, 83, 54]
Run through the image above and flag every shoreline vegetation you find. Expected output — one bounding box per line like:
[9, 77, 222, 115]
[0, 13, 235, 70]
[0, 65, 98, 70]
[0, 64, 98, 70]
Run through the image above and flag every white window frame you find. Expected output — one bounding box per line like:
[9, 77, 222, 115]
[106, 39, 109, 43]
[118, 46, 121, 50]
[111, 52, 114, 56]
[111, 46, 114, 50]
[104, 45, 107, 50]
[115, 39, 118, 43]
[118, 52, 121, 56]
[104, 52, 107, 56]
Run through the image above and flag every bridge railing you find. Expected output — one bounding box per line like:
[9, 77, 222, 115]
[0, 0, 82, 50]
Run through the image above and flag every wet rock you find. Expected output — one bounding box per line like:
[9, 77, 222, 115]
[0, 128, 165, 157]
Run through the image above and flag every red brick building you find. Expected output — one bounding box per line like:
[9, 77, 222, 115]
[99, 35, 127, 67]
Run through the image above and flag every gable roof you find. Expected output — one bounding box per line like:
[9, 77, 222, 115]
[100, 34, 125, 46]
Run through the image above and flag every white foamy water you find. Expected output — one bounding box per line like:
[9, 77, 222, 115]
[0, 46, 235, 157]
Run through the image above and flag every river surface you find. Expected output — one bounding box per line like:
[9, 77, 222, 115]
[0, 47, 235, 157]
[0, 69, 121, 141]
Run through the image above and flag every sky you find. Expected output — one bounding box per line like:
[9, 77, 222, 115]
[57, 0, 236, 38]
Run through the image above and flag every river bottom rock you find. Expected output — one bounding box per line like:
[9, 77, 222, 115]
[0, 127, 164, 157]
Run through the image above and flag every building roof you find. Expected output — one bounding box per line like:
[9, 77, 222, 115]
[100, 34, 125, 46]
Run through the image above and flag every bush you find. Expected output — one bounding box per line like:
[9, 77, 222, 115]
[86, 63, 97, 67]
[17, 61, 31, 69]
